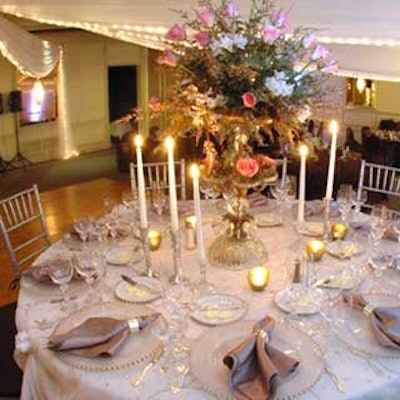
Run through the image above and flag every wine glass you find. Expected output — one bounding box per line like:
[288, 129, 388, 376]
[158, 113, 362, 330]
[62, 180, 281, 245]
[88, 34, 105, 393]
[151, 182, 167, 223]
[336, 184, 355, 224]
[73, 249, 103, 303]
[48, 257, 76, 312]
[73, 216, 94, 245]
[368, 204, 388, 276]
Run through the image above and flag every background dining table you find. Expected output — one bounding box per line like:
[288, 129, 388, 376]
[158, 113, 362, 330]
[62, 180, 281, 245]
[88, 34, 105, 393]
[13, 198, 400, 400]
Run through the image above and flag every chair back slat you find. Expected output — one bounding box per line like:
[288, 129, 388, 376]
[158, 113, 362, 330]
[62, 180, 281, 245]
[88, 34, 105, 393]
[0, 184, 51, 282]
[357, 160, 400, 210]
[129, 159, 187, 201]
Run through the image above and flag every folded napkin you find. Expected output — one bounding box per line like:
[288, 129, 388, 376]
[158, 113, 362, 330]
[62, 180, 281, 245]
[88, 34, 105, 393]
[343, 293, 400, 348]
[248, 192, 268, 207]
[223, 316, 299, 400]
[48, 314, 159, 358]
[384, 226, 399, 241]
[26, 261, 79, 283]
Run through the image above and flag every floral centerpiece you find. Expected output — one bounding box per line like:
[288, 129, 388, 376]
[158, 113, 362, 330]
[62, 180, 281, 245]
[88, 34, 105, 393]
[153, 0, 337, 267]
[155, 0, 337, 188]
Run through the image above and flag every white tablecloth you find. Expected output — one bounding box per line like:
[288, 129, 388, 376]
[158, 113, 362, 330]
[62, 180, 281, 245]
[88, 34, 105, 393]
[14, 200, 400, 400]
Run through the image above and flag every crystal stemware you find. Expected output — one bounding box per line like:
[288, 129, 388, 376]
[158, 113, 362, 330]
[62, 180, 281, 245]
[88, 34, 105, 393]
[48, 257, 76, 312]
[73, 249, 103, 303]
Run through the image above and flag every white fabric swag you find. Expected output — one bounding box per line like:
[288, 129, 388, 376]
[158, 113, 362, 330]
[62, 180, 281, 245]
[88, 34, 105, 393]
[0, 14, 60, 78]
[0, 0, 400, 80]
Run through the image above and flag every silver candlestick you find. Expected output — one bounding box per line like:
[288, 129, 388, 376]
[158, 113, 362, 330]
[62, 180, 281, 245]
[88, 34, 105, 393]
[169, 228, 183, 284]
[322, 197, 331, 243]
[139, 226, 157, 278]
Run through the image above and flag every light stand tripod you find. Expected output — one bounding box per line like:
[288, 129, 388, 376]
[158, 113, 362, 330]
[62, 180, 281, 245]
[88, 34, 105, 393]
[8, 111, 32, 169]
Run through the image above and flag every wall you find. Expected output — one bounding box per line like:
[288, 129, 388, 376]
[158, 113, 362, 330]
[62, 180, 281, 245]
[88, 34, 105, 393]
[0, 30, 154, 163]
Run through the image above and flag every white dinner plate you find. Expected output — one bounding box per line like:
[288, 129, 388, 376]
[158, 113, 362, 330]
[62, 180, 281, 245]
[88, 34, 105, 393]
[295, 221, 324, 237]
[255, 213, 282, 227]
[274, 284, 324, 315]
[190, 294, 247, 326]
[326, 241, 363, 259]
[190, 320, 323, 400]
[115, 277, 162, 303]
[106, 246, 143, 265]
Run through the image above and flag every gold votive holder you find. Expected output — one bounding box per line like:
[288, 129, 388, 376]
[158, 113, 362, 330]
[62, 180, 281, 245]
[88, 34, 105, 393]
[184, 215, 197, 250]
[331, 223, 348, 241]
[248, 266, 270, 292]
[147, 229, 162, 251]
[306, 240, 326, 261]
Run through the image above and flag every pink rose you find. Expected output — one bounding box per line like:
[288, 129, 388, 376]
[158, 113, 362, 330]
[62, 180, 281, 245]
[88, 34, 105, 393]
[236, 158, 260, 178]
[242, 92, 257, 108]
[311, 44, 330, 61]
[165, 24, 186, 41]
[263, 23, 281, 43]
[224, 3, 239, 18]
[303, 33, 317, 49]
[197, 10, 215, 27]
[270, 9, 290, 33]
[158, 49, 177, 66]
[194, 30, 210, 46]
[257, 155, 277, 168]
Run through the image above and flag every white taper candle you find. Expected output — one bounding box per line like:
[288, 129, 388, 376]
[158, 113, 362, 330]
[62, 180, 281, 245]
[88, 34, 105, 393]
[134, 135, 148, 229]
[165, 136, 179, 232]
[325, 120, 338, 200]
[190, 164, 206, 264]
[297, 144, 308, 222]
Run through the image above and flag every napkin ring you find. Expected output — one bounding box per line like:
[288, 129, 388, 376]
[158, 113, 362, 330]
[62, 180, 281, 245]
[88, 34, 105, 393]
[253, 328, 268, 340]
[363, 303, 376, 317]
[128, 319, 140, 332]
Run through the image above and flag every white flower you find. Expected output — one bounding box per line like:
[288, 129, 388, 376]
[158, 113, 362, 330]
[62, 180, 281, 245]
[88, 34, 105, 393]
[232, 34, 248, 49]
[15, 331, 32, 353]
[264, 71, 294, 97]
[206, 94, 228, 109]
[297, 105, 311, 122]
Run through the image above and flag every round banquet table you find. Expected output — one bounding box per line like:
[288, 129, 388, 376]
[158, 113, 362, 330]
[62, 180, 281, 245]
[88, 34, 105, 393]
[14, 200, 400, 400]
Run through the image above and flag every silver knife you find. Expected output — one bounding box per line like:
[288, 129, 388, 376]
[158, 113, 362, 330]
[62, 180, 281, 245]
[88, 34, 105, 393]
[120, 274, 160, 295]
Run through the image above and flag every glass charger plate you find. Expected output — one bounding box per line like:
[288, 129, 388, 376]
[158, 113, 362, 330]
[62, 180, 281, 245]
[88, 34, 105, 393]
[106, 246, 143, 265]
[190, 320, 323, 400]
[326, 241, 363, 259]
[51, 302, 162, 371]
[274, 284, 324, 315]
[255, 213, 282, 227]
[336, 293, 400, 358]
[295, 222, 324, 237]
[190, 294, 247, 326]
[115, 277, 162, 303]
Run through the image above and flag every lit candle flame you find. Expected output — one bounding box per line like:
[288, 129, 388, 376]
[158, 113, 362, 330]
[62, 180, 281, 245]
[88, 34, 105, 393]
[134, 134, 143, 147]
[299, 144, 308, 157]
[165, 136, 174, 149]
[329, 120, 339, 135]
[190, 163, 200, 179]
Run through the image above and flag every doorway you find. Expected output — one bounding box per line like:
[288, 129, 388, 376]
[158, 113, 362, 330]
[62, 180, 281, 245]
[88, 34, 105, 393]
[108, 66, 137, 122]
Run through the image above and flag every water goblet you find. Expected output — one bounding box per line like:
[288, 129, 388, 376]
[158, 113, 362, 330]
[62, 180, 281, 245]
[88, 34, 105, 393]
[73, 216, 94, 245]
[48, 257, 76, 312]
[151, 182, 167, 223]
[73, 249, 102, 303]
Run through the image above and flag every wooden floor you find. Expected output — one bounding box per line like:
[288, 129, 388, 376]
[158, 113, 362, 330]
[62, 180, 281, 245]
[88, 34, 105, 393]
[0, 178, 130, 306]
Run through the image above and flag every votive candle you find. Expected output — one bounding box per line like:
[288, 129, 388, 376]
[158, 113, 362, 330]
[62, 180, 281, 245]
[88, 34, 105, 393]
[248, 266, 270, 291]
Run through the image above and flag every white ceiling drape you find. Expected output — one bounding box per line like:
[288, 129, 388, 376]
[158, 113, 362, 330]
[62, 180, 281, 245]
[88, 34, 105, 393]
[0, 13, 59, 78]
[0, 0, 400, 80]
